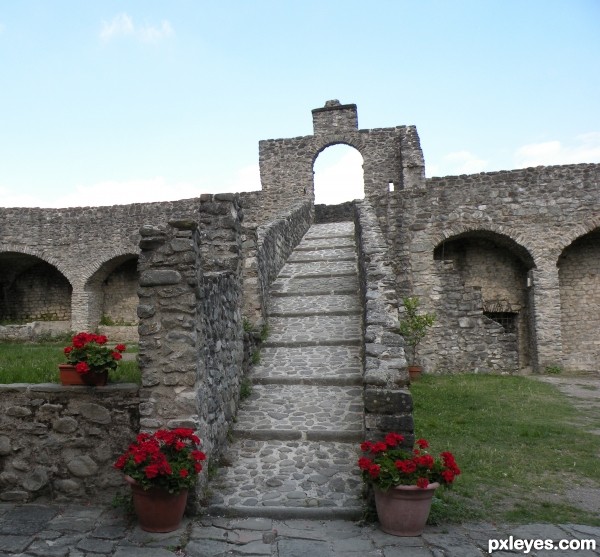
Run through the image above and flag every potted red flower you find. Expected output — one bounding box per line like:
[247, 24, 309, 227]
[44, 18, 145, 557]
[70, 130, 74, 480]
[60, 331, 126, 385]
[114, 428, 206, 532]
[358, 433, 460, 536]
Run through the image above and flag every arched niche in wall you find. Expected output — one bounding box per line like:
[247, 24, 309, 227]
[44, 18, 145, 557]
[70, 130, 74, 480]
[0, 252, 72, 323]
[557, 227, 600, 372]
[433, 231, 535, 369]
[85, 254, 139, 329]
[312, 144, 365, 205]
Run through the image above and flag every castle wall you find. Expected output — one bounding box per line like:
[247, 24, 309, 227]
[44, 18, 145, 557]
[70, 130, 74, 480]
[258, 101, 425, 236]
[388, 163, 600, 372]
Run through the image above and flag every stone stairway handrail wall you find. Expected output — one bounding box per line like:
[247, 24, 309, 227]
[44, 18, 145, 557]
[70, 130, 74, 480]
[241, 199, 313, 325]
[354, 200, 414, 443]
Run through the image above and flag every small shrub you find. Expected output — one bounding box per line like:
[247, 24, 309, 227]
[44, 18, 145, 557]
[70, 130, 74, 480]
[545, 364, 563, 374]
[240, 377, 253, 400]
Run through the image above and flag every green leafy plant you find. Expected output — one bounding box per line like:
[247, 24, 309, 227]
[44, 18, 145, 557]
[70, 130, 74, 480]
[259, 324, 270, 342]
[358, 433, 460, 491]
[398, 297, 435, 366]
[545, 364, 563, 374]
[240, 377, 253, 400]
[63, 331, 126, 376]
[114, 428, 206, 494]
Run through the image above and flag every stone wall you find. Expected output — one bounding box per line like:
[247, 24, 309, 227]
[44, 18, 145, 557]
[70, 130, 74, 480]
[354, 200, 414, 444]
[258, 100, 425, 235]
[101, 259, 139, 325]
[0, 383, 139, 503]
[241, 200, 313, 325]
[386, 163, 600, 372]
[558, 230, 600, 370]
[315, 202, 355, 223]
[136, 194, 245, 498]
[0, 257, 72, 322]
[0, 199, 202, 332]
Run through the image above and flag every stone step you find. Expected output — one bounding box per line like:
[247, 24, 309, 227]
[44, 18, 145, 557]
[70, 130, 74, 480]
[303, 222, 355, 238]
[265, 315, 361, 346]
[208, 439, 363, 519]
[232, 384, 364, 440]
[270, 275, 358, 297]
[252, 345, 362, 386]
[287, 247, 357, 262]
[295, 238, 356, 250]
[278, 260, 357, 278]
[270, 294, 360, 317]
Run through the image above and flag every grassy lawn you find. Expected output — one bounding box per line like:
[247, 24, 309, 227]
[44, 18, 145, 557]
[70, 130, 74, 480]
[412, 374, 600, 525]
[0, 340, 141, 384]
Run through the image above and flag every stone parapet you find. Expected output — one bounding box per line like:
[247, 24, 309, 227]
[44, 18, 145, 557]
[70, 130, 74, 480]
[241, 200, 313, 325]
[354, 200, 413, 444]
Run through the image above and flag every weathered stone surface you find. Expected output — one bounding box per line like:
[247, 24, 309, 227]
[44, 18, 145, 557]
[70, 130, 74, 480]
[139, 269, 182, 286]
[77, 403, 111, 424]
[0, 435, 11, 455]
[66, 455, 98, 477]
[52, 416, 78, 433]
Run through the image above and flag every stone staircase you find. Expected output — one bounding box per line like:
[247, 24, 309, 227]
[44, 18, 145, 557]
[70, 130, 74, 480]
[208, 221, 364, 519]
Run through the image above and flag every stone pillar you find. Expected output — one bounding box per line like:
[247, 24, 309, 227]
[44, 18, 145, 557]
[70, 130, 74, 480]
[356, 201, 414, 445]
[311, 99, 358, 135]
[70, 285, 101, 332]
[530, 262, 564, 372]
[136, 219, 201, 433]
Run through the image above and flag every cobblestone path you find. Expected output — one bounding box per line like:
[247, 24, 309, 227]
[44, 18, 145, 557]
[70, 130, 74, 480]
[208, 222, 364, 519]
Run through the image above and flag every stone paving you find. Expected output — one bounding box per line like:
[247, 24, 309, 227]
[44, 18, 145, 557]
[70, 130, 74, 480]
[270, 295, 360, 317]
[251, 346, 362, 386]
[1, 502, 599, 556]
[208, 222, 365, 519]
[232, 385, 363, 438]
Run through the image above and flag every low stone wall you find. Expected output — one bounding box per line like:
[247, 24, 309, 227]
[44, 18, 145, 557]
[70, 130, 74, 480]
[242, 200, 313, 325]
[315, 201, 355, 223]
[0, 383, 139, 503]
[354, 201, 414, 444]
[0, 321, 70, 342]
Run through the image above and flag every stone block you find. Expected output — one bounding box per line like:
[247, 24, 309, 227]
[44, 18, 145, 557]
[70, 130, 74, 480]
[139, 270, 182, 286]
[364, 388, 413, 414]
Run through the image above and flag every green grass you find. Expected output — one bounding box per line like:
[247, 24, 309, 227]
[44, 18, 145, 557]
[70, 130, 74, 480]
[0, 341, 141, 384]
[412, 374, 600, 525]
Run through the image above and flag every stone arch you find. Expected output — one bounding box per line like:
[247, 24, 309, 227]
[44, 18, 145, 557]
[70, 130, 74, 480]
[0, 250, 72, 323]
[312, 142, 365, 204]
[0, 244, 73, 283]
[433, 228, 535, 369]
[84, 252, 139, 330]
[432, 225, 537, 269]
[557, 226, 600, 371]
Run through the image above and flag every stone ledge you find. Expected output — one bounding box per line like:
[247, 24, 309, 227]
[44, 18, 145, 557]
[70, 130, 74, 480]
[0, 383, 139, 394]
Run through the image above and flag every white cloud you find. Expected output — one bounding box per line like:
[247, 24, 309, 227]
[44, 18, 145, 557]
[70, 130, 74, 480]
[427, 150, 488, 177]
[314, 147, 364, 205]
[514, 133, 600, 168]
[100, 13, 173, 43]
[0, 178, 200, 208]
[0, 186, 51, 208]
[224, 164, 262, 193]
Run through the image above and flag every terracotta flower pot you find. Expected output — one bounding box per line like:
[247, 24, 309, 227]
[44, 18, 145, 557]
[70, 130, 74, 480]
[58, 364, 108, 386]
[125, 476, 188, 532]
[374, 482, 439, 536]
[408, 365, 423, 381]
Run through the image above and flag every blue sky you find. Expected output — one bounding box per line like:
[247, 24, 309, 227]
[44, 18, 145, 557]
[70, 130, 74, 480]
[1, 0, 599, 207]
